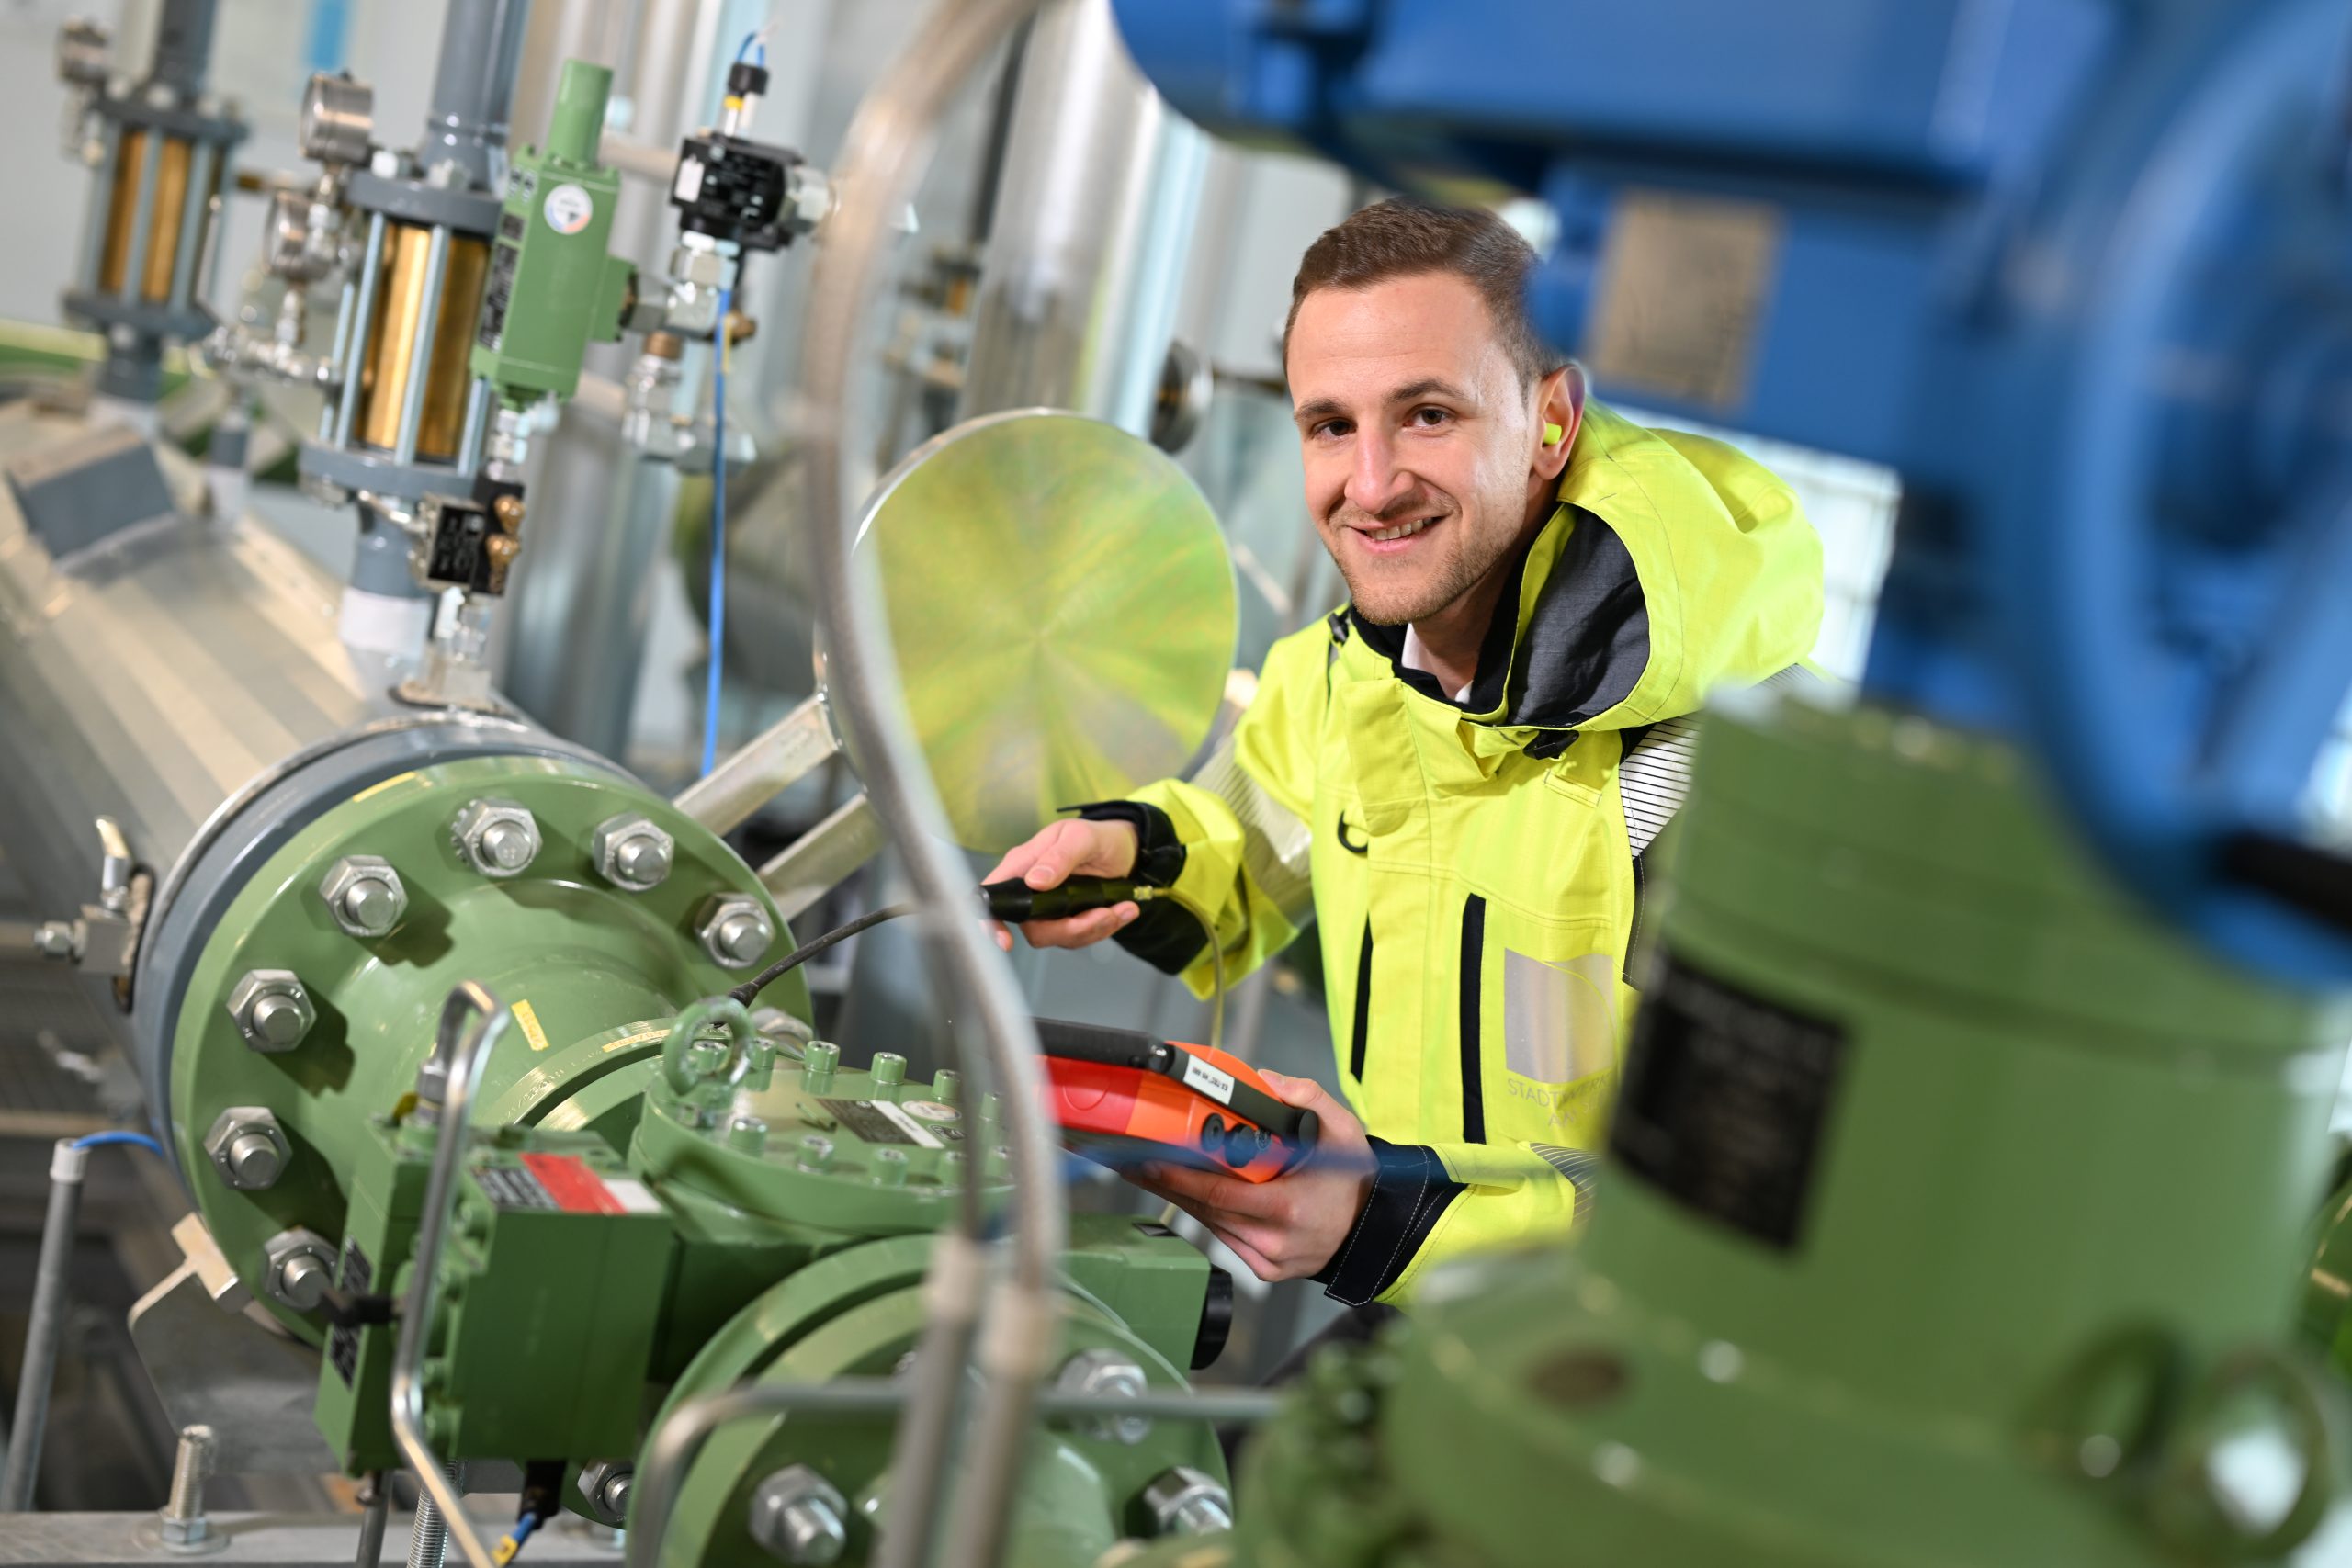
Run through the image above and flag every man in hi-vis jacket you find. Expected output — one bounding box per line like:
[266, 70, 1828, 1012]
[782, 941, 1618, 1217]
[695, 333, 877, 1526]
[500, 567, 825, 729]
[987, 200, 1823, 1315]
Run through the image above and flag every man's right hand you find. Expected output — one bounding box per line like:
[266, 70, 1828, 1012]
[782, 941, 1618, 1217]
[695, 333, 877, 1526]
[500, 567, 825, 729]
[982, 818, 1142, 953]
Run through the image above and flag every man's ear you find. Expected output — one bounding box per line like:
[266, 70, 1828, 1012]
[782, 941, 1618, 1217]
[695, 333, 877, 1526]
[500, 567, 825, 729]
[1533, 363, 1587, 481]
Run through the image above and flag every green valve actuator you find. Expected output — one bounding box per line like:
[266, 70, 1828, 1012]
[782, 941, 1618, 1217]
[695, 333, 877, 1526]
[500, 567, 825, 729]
[469, 58, 635, 403]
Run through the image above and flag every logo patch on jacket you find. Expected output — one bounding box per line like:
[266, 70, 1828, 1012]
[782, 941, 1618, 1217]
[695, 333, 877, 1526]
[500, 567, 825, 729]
[1336, 812, 1370, 856]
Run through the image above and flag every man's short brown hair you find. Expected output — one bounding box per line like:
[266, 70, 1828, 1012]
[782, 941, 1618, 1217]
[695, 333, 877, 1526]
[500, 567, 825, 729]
[1283, 199, 1567, 388]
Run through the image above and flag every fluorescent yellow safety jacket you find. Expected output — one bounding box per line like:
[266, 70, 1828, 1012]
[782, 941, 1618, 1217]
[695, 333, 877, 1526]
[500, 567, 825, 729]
[1080, 401, 1824, 1305]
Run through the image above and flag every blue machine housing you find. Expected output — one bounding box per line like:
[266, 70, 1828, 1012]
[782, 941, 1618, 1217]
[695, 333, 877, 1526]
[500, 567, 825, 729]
[1113, 0, 2352, 984]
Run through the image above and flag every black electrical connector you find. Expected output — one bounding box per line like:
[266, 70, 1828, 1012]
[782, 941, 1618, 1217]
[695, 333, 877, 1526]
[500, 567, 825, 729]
[315, 1284, 397, 1331]
[492, 1461, 567, 1566]
[670, 131, 805, 253]
[725, 60, 770, 100]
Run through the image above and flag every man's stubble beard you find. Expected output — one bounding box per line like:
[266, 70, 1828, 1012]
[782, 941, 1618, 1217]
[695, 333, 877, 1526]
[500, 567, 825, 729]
[1329, 515, 1518, 627]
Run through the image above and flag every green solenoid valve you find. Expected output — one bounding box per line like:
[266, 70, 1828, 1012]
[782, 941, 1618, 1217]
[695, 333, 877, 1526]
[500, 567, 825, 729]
[470, 59, 634, 403]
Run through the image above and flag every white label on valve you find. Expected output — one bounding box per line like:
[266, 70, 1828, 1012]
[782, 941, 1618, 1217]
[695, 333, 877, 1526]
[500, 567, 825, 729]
[673, 158, 706, 203]
[543, 183, 595, 236]
[872, 1100, 946, 1149]
[1181, 1055, 1236, 1106]
[602, 1177, 663, 1215]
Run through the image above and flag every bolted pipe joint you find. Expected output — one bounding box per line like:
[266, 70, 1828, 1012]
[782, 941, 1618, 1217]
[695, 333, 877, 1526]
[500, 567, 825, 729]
[320, 855, 407, 939]
[577, 1460, 633, 1528]
[1142, 1466, 1231, 1537]
[1055, 1348, 1152, 1444]
[226, 969, 316, 1053]
[697, 894, 775, 970]
[261, 1227, 337, 1311]
[593, 813, 675, 892]
[204, 1106, 290, 1190]
[452, 798, 541, 879]
[747, 1464, 848, 1565]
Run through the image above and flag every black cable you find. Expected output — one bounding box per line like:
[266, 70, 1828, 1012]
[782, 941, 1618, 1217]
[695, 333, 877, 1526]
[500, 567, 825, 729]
[729, 902, 915, 1006]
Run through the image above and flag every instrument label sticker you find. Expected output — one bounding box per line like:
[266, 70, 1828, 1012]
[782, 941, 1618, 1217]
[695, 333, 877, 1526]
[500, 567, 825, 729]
[1181, 1055, 1236, 1106]
[819, 1098, 966, 1148]
[1609, 953, 1849, 1252]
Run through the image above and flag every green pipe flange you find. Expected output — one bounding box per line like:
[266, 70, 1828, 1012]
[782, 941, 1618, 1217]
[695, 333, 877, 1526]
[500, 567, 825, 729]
[648, 1252, 1223, 1567]
[170, 754, 807, 1341]
[481, 1016, 678, 1148]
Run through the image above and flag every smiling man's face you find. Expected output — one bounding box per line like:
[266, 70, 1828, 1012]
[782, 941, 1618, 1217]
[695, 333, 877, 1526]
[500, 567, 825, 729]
[1288, 271, 1560, 627]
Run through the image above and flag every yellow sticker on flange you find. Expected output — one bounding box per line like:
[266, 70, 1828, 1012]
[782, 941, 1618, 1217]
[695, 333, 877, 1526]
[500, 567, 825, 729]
[514, 999, 551, 1053]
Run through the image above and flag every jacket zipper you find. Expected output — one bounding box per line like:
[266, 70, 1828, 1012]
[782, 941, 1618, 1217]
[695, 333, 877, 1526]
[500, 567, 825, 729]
[1458, 894, 1487, 1143]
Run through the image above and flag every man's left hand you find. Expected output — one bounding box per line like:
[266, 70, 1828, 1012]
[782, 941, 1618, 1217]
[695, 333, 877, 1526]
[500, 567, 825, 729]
[1128, 1071, 1374, 1282]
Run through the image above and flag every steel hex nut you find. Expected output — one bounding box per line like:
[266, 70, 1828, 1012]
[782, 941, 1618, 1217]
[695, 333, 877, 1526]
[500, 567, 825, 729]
[261, 1227, 336, 1311]
[319, 856, 406, 938]
[592, 813, 674, 892]
[1056, 1348, 1152, 1444]
[453, 798, 541, 879]
[226, 970, 315, 1053]
[205, 1107, 290, 1190]
[577, 1460, 633, 1528]
[747, 1465, 846, 1564]
[698, 894, 775, 970]
[1142, 1466, 1232, 1537]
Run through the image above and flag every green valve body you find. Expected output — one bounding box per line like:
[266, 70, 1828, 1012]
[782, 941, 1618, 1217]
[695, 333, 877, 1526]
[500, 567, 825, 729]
[1217, 699, 2352, 1567]
[470, 58, 632, 402]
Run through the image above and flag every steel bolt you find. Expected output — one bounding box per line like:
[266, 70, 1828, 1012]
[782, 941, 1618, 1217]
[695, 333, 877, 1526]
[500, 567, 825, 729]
[869, 1052, 906, 1088]
[156, 1425, 215, 1549]
[205, 1107, 289, 1190]
[1056, 1348, 1153, 1444]
[262, 1227, 337, 1311]
[801, 1040, 840, 1092]
[797, 1134, 834, 1173]
[319, 856, 406, 939]
[871, 1147, 908, 1188]
[227, 969, 315, 1053]
[577, 1461, 633, 1528]
[747, 1465, 847, 1565]
[698, 894, 775, 969]
[453, 798, 541, 878]
[593, 813, 675, 892]
[1142, 1466, 1232, 1537]
[729, 1115, 769, 1155]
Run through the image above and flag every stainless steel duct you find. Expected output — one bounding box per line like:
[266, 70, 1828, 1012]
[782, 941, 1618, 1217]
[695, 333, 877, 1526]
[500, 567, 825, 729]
[0, 407, 603, 1118]
[958, 0, 1209, 436]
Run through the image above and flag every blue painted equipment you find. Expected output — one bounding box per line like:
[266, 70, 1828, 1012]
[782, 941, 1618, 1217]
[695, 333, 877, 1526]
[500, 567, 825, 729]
[1112, 0, 2352, 983]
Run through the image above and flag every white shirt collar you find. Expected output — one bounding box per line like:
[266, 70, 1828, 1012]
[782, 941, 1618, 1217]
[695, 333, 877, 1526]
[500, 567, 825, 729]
[1400, 623, 1473, 703]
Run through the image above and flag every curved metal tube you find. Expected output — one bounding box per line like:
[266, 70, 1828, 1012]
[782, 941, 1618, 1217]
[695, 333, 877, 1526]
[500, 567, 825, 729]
[389, 981, 514, 1568]
[788, 4, 1058, 1566]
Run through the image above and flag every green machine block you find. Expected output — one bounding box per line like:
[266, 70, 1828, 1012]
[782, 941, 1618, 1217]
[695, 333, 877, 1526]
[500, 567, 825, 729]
[1219, 700, 2352, 1568]
[427, 1139, 676, 1461]
[1062, 1218, 1220, 1378]
[471, 59, 632, 401]
[644, 1214, 1226, 1568]
[313, 1116, 431, 1473]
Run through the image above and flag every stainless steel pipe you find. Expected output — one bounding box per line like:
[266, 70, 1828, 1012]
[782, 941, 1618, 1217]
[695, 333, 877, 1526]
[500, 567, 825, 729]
[959, 0, 1208, 436]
